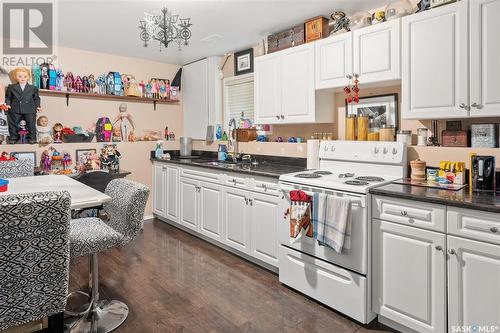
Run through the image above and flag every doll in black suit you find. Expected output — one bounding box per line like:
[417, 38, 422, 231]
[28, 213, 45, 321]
[5, 67, 42, 144]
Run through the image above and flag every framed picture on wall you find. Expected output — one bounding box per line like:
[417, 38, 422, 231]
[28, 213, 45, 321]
[345, 93, 398, 130]
[234, 48, 254, 76]
[75, 149, 97, 165]
[11, 151, 36, 168]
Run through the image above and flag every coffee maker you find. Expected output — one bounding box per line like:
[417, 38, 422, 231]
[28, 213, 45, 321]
[471, 155, 496, 192]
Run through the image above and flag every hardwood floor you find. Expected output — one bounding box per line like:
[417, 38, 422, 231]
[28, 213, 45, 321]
[69, 219, 397, 333]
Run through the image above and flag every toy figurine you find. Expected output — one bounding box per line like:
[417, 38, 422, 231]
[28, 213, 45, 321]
[154, 79, 161, 99]
[88, 74, 97, 93]
[82, 76, 90, 93]
[5, 67, 41, 144]
[139, 80, 145, 97]
[36, 115, 52, 144]
[113, 103, 134, 142]
[64, 72, 74, 92]
[145, 81, 152, 98]
[62, 152, 72, 169]
[32, 64, 42, 88]
[100, 144, 121, 172]
[40, 149, 51, 173]
[18, 120, 29, 144]
[0, 86, 9, 144]
[159, 80, 167, 99]
[87, 152, 101, 170]
[56, 69, 64, 91]
[165, 79, 171, 99]
[74, 76, 83, 92]
[150, 79, 158, 99]
[40, 64, 50, 89]
[52, 122, 63, 143]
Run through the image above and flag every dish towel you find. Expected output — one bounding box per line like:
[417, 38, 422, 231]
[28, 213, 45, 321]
[289, 190, 313, 244]
[312, 193, 352, 253]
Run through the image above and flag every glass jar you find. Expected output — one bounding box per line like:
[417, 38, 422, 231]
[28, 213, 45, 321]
[385, 0, 413, 21]
[397, 130, 412, 145]
[367, 117, 380, 141]
[417, 128, 428, 146]
[357, 116, 369, 141]
[350, 11, 372, 30]
[380, 125, 395, 142]
[345, 115, 356, 141]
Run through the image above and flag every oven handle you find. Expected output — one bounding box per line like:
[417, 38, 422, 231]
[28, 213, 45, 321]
[279, 184, 365, 208]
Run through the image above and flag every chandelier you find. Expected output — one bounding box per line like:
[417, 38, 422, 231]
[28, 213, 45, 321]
[138, 7, 192, 51]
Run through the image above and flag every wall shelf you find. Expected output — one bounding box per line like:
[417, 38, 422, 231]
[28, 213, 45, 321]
[39, 90, 179, 110]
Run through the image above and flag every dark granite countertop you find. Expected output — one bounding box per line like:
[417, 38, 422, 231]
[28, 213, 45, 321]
[150, 150, 306, 179]
[370, 183, 500, 214]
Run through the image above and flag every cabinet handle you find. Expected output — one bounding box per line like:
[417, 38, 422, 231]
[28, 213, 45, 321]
[491, 227, 498, 233]
[280, 115, 284, 119]
[276, 115, 280, 120]
[249, 199, 253, 206]
[448, 249, 456, 255]
[471, 102, 482, 109]
[400, 211, 408, 217]
[232, 179, 237, 185]
[459, 103, 470, 111]
[435, 245, 443, 251]
[245, 198, 248, 205]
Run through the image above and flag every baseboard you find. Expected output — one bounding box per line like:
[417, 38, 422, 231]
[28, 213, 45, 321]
[378, 315, 411, 333]
[143, 214, 154, 221]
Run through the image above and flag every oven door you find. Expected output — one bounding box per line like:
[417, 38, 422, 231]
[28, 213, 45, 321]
[278, 181, 368, 275]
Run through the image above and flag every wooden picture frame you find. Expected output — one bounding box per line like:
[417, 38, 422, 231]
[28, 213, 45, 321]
[75, 149, 97, 165]
[234, 48, 254, 76]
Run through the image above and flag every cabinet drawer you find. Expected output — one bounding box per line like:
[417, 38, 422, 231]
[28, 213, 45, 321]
[224, 173, 248, 189]
[181, 166, 221, 183]
[252, 179, 279, 196]
[372, 195, 446, 232]
[448, 207, 500, 245]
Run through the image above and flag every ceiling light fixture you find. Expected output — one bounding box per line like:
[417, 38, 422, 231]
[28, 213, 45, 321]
[138, 6, 192, 51]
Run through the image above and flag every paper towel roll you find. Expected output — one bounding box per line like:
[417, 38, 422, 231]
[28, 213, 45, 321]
[307, 140, 320, 170]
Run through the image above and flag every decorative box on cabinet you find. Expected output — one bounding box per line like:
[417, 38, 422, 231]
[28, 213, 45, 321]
[254, 43, 334, 124]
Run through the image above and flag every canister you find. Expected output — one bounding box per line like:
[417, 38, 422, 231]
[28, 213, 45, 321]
[357, 116, 368, 141]
[397, 130, 412, 145]
[380, 125, 395, 142]
[345, 115, 356, 141]
[417, 128, 428, 146]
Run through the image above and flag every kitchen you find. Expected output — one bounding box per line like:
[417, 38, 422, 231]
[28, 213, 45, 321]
[0, 0, 499, 332]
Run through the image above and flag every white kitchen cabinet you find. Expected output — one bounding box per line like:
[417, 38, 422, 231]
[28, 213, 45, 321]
[199, 181, 223, 242]
[182, 57, 222, 139]
[249, 192, 280, 266]
[254, 43, 334, 124]
[254, 53, 281, 124]
[179, 177, 199, 231]
[315, 32, 352, 90]
[152, 164, 166, 217]
[401, 1, 469, 119]
[447, 235, 500, 329]
[470, 0, 500, 117]
[165, 166, 179, 222]
[373, 219, 446, 333]
[353, 19, 400, 84]
[222, 187, 250, 253]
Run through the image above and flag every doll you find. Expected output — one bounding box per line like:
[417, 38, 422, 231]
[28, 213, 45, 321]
[0, 85, 9, 144]
[159, 80, 167, 99]
[97, 74, 106, 94]
[82, 76, 90, 93]
[165, 79, 171, 99]
[64, 72, 74, 92]
[18, 120, 29, 144]
[32, 64, 41, 88]
[36, 115, 52, 144]
[150, 79, 158, 99]
[52, 122, 63, 143]
[113, 103, 135, 142]
[154, 79, 161, 99]
[40, 150, 51, 173]
[74, 76, 83, 92]
[139, 80, 145, 97]
[87, 152, 100, 170]
[62, 152, 72, 170]
[88, 74, 97, 93]
[5, 67, 41, 144]
[145, 81, 152, 98]
[56, 69, 64, 91]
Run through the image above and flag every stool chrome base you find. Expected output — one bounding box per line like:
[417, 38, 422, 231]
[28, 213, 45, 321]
[68, 300, 128, 333]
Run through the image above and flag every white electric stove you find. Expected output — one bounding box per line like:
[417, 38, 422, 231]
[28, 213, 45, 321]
[277, 141, 407, 324]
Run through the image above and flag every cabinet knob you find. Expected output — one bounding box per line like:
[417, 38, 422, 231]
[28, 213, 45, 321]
[459, 103, 470, 111]
[491, 227, 498, 233]
[245, 198, 249, 205]
[435, 245, 443, 251]
[471, 102, 483, 109]
[448, 249, 456, 255]
[276, 115, 280, 119]
[400, 211, 408, 217]
[249, 199, 253, 206]
[280, 115, 285, 119]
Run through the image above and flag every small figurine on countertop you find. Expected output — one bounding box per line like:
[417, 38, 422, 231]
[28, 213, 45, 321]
[56, 69, 65, 91]
[36, 115, 52, 144]
[62, 151, 72, 170]
[64, 72, 74, 92]
[32, 64, 41, 88]
[113, 103, 134, 142]
[5, 67, 41, 144]
[52, 122, 63, 143]
[40, 149, 51, 173]
[100, 144, 121, 173]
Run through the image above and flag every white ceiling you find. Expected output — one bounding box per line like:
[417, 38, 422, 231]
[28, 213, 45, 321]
[58, 0, 388, 65]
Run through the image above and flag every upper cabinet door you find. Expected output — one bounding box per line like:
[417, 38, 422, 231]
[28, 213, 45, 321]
[470, 0, 500, 117]
[353, 19, 400, 84]
[315, 33, 352, 90]
[182, 59, 209, 139]
[254, 53, 282, 124]
[447, 236, 500, 329]
[280, 43, 316, 123]
[401, 2, 469, 119]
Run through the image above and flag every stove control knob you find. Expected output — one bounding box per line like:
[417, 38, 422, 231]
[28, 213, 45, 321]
[392, 148, 398, 155]
[383, 147, 388, 154]
[323, 145, 328, 152]
[373, 147, 380, 154]
[330, 146, 335, 152]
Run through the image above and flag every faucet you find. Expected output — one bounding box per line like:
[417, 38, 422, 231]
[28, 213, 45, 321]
[228, 118, 238, 162]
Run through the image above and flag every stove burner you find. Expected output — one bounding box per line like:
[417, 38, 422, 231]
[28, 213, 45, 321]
[313, 170, 333, 175]
[338, 173, 355, 178]
[355, 176, 385, 182]
[344, 180, 369, 186]
[295, 173, 322, 179]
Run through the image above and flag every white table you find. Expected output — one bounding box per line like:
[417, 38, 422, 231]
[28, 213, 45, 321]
[1, 175, 111, 210]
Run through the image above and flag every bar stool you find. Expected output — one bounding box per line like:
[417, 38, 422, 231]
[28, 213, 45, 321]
[66, 178, 149, 333]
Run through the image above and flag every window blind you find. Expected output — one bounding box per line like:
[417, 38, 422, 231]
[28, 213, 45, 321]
[225, 78, 254, 122]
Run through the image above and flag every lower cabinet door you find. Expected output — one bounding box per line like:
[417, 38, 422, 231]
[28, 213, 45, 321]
[250, 192, 279, 266]
[373, 220, 446, 333]
[223, 187, 250, 253]
[165, 166, 179, 222]
[179, 178, 199, 231]
[152, 164, 166, 217]
[448, 235, 500, 329]
[199, 181, 223, 241]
